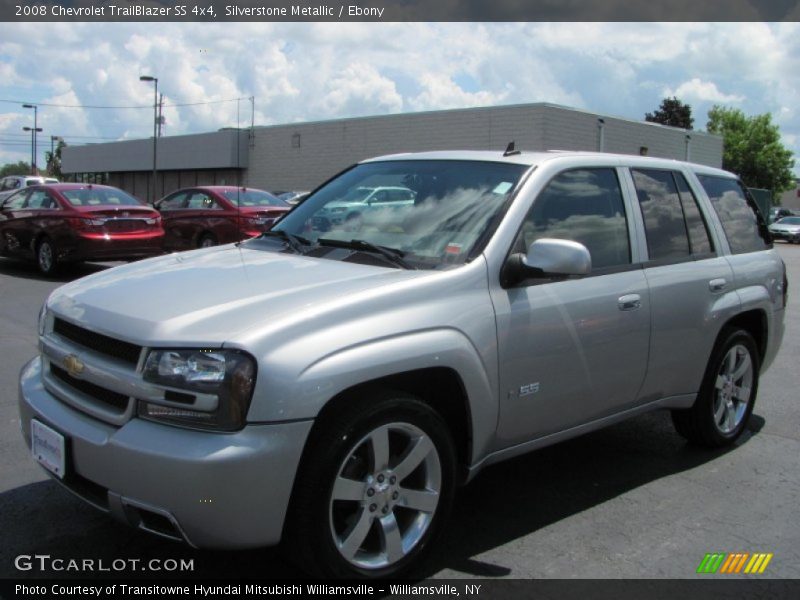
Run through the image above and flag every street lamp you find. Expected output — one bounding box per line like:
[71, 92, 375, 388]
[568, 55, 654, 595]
[23, 126, 44, 172]
[22, 104, 38, 174]
[140, 75, 158, 203]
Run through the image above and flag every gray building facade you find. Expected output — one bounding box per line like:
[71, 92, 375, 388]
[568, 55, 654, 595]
[63, 103, 722, 202]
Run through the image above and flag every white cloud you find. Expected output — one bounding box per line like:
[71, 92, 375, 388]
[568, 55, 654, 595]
[0, 22, 798, 175]
[666, 78, 745, 104]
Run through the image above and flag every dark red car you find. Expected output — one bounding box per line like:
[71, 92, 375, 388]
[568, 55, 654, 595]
[0, 184, 163, 275]
[155, 186, 291, 251]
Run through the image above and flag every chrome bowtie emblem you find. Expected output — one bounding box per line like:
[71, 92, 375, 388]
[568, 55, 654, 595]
[63, 354, 84, 377]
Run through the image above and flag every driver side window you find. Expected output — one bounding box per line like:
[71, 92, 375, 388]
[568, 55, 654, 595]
[515, 168, 631, 270]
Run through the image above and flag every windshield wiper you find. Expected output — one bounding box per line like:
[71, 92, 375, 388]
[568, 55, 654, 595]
[317, 238, 415, 270]
[257, 230, 314, 254]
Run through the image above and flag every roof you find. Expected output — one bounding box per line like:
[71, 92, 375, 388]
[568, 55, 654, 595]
[360, 149, 735, 178]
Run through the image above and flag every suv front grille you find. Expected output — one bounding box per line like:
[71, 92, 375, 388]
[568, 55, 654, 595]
[50, 364, 130, 413]
[53, 318, 142, 366]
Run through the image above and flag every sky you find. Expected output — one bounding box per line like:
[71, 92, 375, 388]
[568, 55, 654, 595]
[0, 22, 798, 176]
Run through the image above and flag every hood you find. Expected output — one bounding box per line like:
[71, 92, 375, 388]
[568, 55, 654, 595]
[48, 244, 426, 346]
[770, 222, 800, 231]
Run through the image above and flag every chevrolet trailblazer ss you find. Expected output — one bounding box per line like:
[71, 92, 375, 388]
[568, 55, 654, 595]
[19, 150, 786, 578]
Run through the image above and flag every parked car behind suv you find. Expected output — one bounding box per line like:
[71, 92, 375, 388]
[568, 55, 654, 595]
[0, 183, 162, 274]
[0, 175, 59, 203]
[769, 215, 800, 243]
[19, 151, 785, 578]
[155, 186, 291, 251]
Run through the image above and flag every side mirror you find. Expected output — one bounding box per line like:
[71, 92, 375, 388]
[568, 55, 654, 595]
[503, 238, 591, 285]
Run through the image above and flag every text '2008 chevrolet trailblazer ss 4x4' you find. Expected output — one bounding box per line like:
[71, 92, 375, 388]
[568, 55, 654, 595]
[20, 150, 786, 578]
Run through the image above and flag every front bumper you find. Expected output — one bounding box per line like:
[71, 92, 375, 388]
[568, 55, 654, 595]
[769, 230, 800, 242]
[18, 356, 313, 549]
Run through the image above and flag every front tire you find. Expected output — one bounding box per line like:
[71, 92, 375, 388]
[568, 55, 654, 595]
[672, 327, 759, 447]
[285, 390, 456, 579]
[36, 238, 58, 276]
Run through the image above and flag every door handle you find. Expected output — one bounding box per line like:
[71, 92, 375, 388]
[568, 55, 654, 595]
[709, 278, 727, 292]
[618, 294, 641, 311]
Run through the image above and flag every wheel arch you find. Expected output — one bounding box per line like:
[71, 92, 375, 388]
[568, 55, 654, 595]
[721, 309, 768, 366]
[311, 367, 473, 482]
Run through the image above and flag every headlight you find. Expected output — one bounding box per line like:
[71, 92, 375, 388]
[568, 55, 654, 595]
[138, 349, 256, 432]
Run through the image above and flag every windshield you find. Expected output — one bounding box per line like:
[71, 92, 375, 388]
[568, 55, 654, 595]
[220, 189, 289, 207]
[776, 217, 800, 225]
[61, 187, 143, 206]
[265, 159, 528, 269]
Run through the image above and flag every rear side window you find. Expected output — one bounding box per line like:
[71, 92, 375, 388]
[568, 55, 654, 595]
[517, 168, 631, 270]
[632, 169, 690, 261]
[697, 175, 770, 254]
[674, 173, 713, 255]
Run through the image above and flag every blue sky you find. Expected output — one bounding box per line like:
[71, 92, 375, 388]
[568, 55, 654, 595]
[0, 22, 798, 176]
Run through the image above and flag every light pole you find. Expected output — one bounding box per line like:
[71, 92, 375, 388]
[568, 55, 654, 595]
[23, 127, 43, 171]
[22, 104, 38, 173]
[140, 75, 158, 203]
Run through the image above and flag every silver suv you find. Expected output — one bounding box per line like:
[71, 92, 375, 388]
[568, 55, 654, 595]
[19, 151, 786, 578]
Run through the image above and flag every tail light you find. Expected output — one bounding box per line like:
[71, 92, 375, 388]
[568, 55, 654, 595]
[66, 218, 104, 230]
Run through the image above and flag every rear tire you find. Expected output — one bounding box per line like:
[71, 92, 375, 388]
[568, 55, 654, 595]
[198, 233, 217, 248]
[284, 390, 456, 579]
[36, 238, 58, 276]
[672, 327, 759, 447]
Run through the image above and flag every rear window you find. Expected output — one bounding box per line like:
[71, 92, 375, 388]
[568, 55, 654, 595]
[697, 175, 770, 254]
[220, 189, 289, 207]
[62, 188, 142, 207]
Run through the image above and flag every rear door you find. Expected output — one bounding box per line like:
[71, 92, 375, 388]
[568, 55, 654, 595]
[626, 168, 737, 403]
[0, 189, 31, 256]
[157, 191, 189, 251]
[23, 189, 64, 255]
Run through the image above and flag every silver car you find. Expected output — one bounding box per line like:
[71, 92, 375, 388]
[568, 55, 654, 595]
[768, 216, 800, 243]
[19, 151, 785, 578]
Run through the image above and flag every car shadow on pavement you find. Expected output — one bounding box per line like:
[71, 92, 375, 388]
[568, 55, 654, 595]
[0, 411, 764, 580]
[428, 410, 765, 578]
[0, 259, 114, 283]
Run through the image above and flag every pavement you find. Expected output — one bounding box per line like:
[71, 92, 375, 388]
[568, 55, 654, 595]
[0, 245, 798, 580]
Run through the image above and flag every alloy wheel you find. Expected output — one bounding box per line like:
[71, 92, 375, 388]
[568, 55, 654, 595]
[712, 344, 754, 434]
[328, 422, 441, 570]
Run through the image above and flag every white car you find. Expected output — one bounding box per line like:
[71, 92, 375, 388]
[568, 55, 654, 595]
[312, 185, 416, 231]
[0, 175, 59, 202]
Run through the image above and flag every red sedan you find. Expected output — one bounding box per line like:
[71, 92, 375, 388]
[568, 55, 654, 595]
[0, 184, 163, 275]
[155, 186, 291, 251]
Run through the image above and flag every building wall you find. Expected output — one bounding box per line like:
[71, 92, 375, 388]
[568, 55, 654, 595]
[538, 105, 721, 166]
[63, 129, 249, 173]
[779, 180, 800, 211]
[61, 103, 724, 199]
[246, 104, 551, 192]
[246, 103, 722, 192]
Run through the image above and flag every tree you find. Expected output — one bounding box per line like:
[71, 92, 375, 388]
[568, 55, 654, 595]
[45, 139, 67, 179]
[0, 161, 32, 178]
[645, 97, 694, 129]
[706, 106, 795, 198]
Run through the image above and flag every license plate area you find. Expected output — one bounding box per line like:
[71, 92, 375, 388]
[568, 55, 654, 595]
[31, 420, 66, 479]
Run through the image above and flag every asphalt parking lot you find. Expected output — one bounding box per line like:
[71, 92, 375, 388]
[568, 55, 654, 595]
[0, 245, 798, 580]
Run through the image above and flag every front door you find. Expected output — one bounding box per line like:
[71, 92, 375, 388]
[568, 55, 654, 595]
[491, 167, 651, 448]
